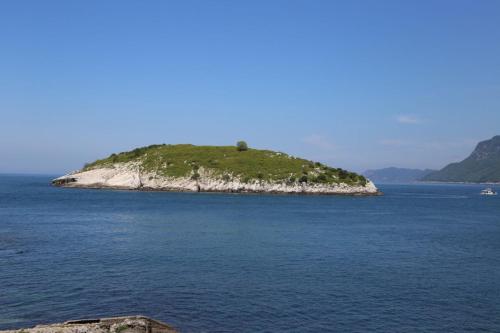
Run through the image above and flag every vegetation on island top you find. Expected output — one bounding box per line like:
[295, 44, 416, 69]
[83, 142, 368, 186]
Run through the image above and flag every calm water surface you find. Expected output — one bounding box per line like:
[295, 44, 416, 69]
[1, 175, 500, 332]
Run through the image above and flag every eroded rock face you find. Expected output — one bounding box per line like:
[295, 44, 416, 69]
[0, 316, 177, 333]
[52, 163, 380, 195]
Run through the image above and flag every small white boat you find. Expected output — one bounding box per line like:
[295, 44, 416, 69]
[480, 188, 497, 196]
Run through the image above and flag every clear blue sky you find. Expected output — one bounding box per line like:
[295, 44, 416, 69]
[1, 0, 499, 174]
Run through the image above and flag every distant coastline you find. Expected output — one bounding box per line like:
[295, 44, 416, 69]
[422, 136, 500, 183]
[417, 180, 500, 185]
[363, 167, 436, 184]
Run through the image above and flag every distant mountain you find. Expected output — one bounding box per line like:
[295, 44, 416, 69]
[364, 167, 436, 184]
[422, 136, 500, 183]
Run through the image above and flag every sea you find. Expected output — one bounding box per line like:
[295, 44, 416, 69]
[1, 174, 499, 332]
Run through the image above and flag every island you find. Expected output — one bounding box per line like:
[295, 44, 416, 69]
[53, 142, 379, 195]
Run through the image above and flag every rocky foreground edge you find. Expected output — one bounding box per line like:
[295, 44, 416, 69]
[0, 316, 177, 333]
[52, 162, 380, 195]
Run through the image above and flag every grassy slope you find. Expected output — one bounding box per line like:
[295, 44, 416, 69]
[83, 144, 368, 186]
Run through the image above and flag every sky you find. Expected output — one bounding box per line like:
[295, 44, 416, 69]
[1, 0, 500, 174]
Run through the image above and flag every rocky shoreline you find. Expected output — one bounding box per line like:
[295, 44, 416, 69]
[0, 316, 177, 333]
[52, 163, 380, 196]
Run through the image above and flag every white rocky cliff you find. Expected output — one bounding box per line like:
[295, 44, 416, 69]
[53, 162, 380, 195]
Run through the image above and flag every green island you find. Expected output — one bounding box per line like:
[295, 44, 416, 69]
[83, 142, 368, 186]
[53, 141, 379, 195]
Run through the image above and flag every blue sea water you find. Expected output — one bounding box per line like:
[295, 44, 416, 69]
[1, 175, 500, 332]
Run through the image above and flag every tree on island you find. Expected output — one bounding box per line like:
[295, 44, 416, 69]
[236, 141, 248, 151]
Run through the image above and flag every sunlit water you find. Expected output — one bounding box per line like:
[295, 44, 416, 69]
[1, 175, 500, 332]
